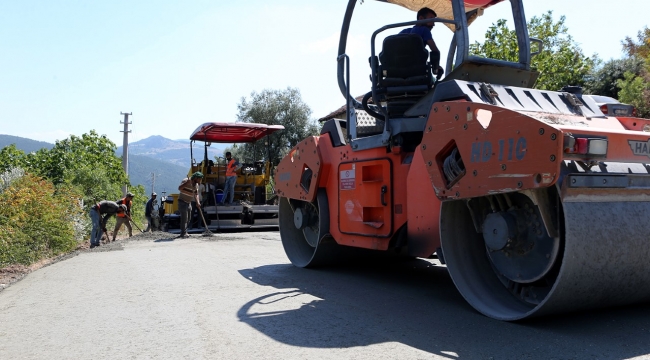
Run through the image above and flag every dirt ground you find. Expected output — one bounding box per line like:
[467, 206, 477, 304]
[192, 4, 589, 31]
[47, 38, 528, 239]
[0, 230, 164, 292]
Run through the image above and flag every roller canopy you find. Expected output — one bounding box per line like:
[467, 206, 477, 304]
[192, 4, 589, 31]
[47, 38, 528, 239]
[189, 122, 285, 143]
[376, 0, 504, 27]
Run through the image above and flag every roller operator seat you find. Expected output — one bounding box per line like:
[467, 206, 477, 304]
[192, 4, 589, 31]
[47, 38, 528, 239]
[377, 33, 433, 94]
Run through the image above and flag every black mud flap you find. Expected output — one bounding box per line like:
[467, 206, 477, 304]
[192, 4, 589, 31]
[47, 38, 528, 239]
[240, 206, 255, 225]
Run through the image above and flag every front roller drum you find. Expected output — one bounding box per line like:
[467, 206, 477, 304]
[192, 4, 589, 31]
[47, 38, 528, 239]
[279, 189, 341, 268]
[441, 190, 650, 321]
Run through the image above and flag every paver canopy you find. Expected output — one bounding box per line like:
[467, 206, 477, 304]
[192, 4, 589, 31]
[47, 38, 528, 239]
[189, 123, 285, 143]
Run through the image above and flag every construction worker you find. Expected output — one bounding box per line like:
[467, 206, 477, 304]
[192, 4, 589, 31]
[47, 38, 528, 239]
[219, 152, 241, 206]
[89, 201, 127, 248]
[399, 7, 444, 78]
[144, 192, 157, 232]
[112, 192, 134, 242]
[177, 172, 203, 238]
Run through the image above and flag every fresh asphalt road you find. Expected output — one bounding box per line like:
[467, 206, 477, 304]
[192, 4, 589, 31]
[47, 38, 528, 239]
[1, 231, 650, 360]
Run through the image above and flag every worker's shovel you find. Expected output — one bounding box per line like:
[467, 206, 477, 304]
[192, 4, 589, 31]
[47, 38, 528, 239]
[126, 215, 145, 233]
[198, 206, 215, 237]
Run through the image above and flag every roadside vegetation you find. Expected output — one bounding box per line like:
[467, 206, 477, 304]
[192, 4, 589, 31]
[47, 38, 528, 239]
[0, 131, 145, 268]
[616, 27, 650, 118]
[0, 171, 83, 265]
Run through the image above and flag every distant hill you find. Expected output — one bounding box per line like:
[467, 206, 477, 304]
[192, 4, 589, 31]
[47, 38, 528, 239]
[0, 134, 216, 195]
[0, 135, 54, 153]
[117, 135, 227, 195]
[117, 135, 226, 167]
[127, 154, 188, 196]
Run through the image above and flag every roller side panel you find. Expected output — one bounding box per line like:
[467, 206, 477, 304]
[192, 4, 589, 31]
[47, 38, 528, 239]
[275, 136, 323, 203]
[420, 102, 563, 200]
[277, 133, 412, 253]
[338, 159, 393, 240]
[406, 148, 442, 258]
[325, 146, 410, 251]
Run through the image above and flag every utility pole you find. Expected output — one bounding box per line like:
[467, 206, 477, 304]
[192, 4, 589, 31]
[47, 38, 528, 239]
[120, 112, 132, 196]
[150, 172, 160, 195]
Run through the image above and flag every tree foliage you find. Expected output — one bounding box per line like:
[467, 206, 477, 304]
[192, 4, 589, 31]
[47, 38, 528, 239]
[0, 131, 144, 267]
[617, 27, 650, 118]
[583, 57, 644, 98]
[469, 11, 596, 90]
[40, 131, 127, 186]
[0, 173, 84, 267]
[622, 27, 650, 60]
[0, 145, 28, 174]
[229, 88, 319, 166]
[0, 131, 131, 208]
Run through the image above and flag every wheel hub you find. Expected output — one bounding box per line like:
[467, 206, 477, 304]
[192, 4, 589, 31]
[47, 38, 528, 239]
[483, 212, 516, 251]
[293, 207, 309, 229]
[482, 199, 559, 284]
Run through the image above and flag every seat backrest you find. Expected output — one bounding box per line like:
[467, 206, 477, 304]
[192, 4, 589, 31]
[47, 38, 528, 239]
[379, 34, 429, 79]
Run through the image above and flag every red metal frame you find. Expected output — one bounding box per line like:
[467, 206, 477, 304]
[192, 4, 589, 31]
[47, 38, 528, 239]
[189, 122, 284, 143]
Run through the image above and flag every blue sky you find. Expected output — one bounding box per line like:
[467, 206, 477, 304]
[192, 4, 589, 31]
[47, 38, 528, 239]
[1, 0, 648, 145]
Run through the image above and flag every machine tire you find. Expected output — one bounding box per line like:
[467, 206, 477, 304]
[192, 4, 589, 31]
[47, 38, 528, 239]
[279, 190, 341, 268]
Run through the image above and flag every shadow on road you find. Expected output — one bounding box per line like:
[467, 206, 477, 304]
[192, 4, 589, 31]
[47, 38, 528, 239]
[237, 259, 650, 358]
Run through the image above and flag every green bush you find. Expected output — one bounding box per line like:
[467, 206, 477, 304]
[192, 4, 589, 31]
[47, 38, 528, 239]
[0, 173, 83, 267]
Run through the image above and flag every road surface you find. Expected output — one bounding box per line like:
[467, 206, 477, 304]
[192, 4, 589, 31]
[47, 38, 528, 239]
[1, 231, 650, 359]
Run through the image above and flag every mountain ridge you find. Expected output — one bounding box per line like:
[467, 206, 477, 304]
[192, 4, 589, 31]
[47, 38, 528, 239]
[0, 134, 218, 195]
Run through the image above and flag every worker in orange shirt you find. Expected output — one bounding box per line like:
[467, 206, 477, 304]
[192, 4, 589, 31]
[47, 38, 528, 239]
[112, 192, 134, 241]
[219, 152, 241, 206]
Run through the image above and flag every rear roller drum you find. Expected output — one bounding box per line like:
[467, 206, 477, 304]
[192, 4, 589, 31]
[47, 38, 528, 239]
[279, 189, 337, 268]
[441, 187, 650, 320]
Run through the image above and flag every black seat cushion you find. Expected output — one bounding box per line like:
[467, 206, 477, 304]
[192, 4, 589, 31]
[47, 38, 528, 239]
[378, 34, 429, 84]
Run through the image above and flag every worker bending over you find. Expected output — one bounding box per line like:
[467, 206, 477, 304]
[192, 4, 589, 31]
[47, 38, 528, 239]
[89, 201, 127, 248]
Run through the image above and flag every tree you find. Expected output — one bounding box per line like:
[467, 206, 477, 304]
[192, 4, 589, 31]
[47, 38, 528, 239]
[622, 27, 650, 60]
[67, 164, 124, 207]
[31, 131, 130, 206]
[38, 131, 127, 185]
[0, 145, 27, 174]
[583, 57, 644, 98]
[469, 11, 596, 91]
[231, 88, 319, 166]
[0, 131, 132, 209]
[617, 27, 650, 118]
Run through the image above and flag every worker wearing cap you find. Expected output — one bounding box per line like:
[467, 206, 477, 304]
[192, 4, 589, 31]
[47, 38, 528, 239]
[89, 201, 127, 249]
[112, 192, 135, 242]
[219, 152, 241, 206]
[178, 172, 203, 238]
[144, 192, 157, 232]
